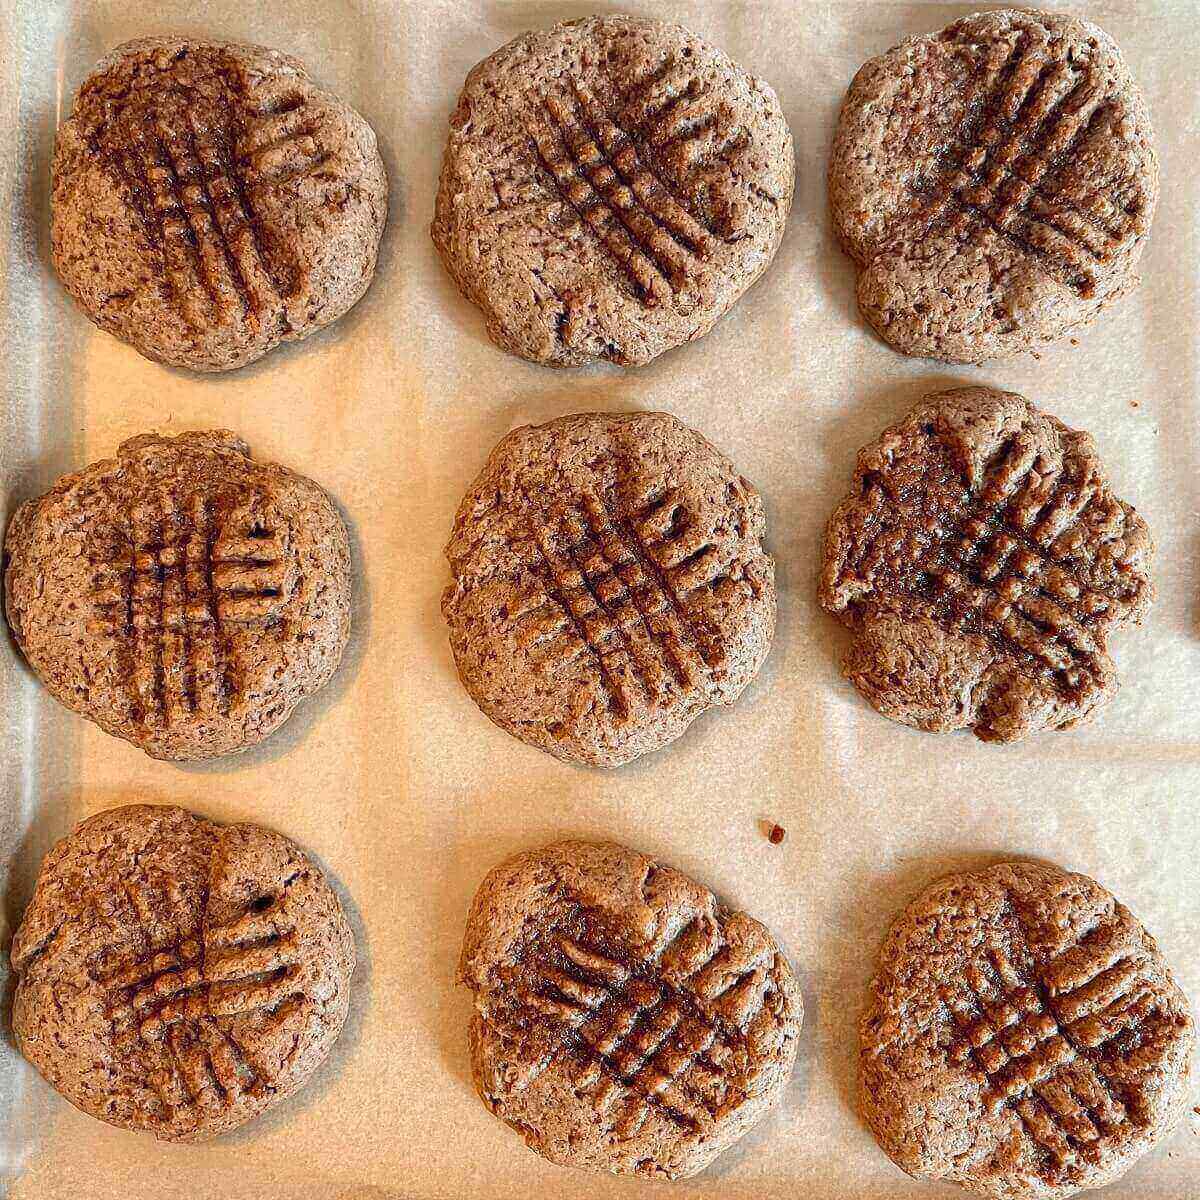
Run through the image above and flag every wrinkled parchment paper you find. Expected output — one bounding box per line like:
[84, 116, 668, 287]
[2, 2, 1198, 1197]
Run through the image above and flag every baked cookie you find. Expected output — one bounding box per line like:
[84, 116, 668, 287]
[51, 37, 387, 371]
[829, 9, 1157, 363]
[819, 387, 1153, 741]
[459, 840, 802, 1178]
[432, 15, 793, 367]
[443, 412, 775, 766]
[4, 431, 351, 760]
[11, 804, 356, 1142]
[861, 861, 1194, 1198]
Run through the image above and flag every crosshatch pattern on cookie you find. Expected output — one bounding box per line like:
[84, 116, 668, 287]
[525, 55, 756, 305]
[938, 904, 1179, 1180]
[87, 488, 298, 726]
[488, 899, 787, 1140]
[831, 419, 1146, 697]
[90, 881, 310, 1125]
[902, 33, 1147, 297]
[85, 57, 338, 328]
[502, 485, 765, 719]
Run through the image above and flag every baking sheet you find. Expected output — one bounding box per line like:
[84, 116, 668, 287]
[1, 1, 1198, 1197]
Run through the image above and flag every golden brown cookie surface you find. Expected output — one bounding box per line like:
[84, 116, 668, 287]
[52, 37, 387, 371]
[4, 431, 351, 760]
[11, 805, 356, 1142]
[432, 15, 793, 367]
[459, 840, 803, 1178]
[443, 412, 775, 767]
[830, 9, 1157, 363]
[820, 387, 1153, 741]
[861, 862, 1194, 1198]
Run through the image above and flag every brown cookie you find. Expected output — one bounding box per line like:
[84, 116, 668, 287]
[4, 430, 351, 760]
[459, 840, 803, 1178]
[829, 9, 1157, 363]
[10, 804, 356, 1142]
[860, 861, 1194, 1198]
[51, 37, 388, 372]
[819, 387, 1153, 741]
[432, 15, 794, 367]
[443, 412, 775, 767]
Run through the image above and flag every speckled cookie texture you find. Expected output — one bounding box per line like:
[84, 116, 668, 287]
[861, 862, 1194, 1198]
[819, 387, 1153, 741]
[4, 430, 352, 760]
[443, 411, 775, 767]
[11, 804, 356, 1142]
[459, 840, 803, 1178]
[51, 36, 387, 371]
[829, 8, 1157, 363]
[432, 15, 794, 367]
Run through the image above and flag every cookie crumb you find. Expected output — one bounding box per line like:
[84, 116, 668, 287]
[768, 823, 786, 845]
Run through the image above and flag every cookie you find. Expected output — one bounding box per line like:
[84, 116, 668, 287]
[4, 430, 351, 760]
[443, 412, 775, 767]
[10, 804, 356, 1142]
[459, 840, 802, 1178]
[829, 9, 1157, 363]
[861, 861, 1194, 1198]
[819, 387, 1153, 741]
[432, 15, 794, 367]
[51, 37, 387, 371]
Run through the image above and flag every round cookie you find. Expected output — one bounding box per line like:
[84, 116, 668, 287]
[459, 840, 803, 1178]
[10, 804, 356, 1142]
[443, 412, 775, 767]
[4, 430, 352, 760]
[819, 387, 1153, 742]
[861, 861, 1194, 1198]
[432, 15, 794, 367]
[829, 9, 1157, 363]
[51, 37, 388, 371]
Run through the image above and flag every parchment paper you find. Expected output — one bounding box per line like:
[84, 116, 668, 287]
[1, 2, 1197, 1197]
